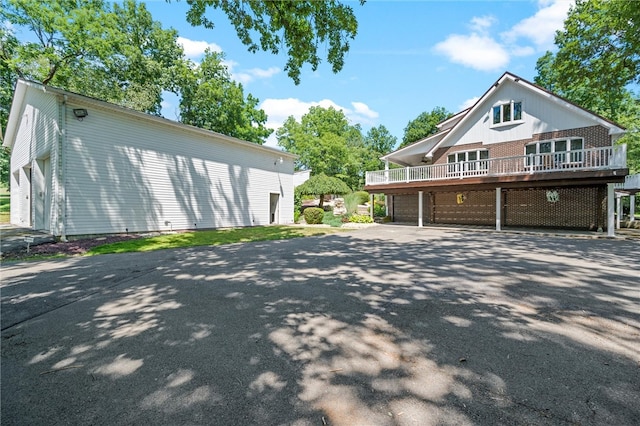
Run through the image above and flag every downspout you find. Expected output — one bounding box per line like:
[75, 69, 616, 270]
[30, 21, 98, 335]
[58, 95, 67, 241]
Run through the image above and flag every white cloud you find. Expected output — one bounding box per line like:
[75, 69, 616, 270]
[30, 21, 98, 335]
[247, 67, 280, 79]
[177, 36, 222, 59]
[351, 102, 379, 120]
[470, 15, 497, 33]
[434, 33, 509, 72]
[434, 1, 573, 71]
[510, 46, 536, 57]
[459, 97, 480, 111]
[223, 60, 280, 85]
[259, 98, 379, 148]
[502, 0, 573, 50]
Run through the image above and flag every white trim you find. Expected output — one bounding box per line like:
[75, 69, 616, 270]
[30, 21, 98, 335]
[418, 191, 423, 227]
[4, 79, 297, 161]
[436, 72, 625, 149]
[496, 187, 502, 231]
[607, 183, 615, 237]
[490, 99, 524, 128]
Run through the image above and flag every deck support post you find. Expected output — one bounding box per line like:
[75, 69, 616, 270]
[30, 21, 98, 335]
[418, 191, 423, 227]
[369, 193, 374, 220]
[630, 195, 636, 223]
[607, 183, 615, 237]
[496, 187, 502, 231]
[616, 194, 622, 229]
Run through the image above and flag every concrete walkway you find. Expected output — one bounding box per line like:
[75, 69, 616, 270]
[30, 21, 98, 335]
[2, 226, 639, 425]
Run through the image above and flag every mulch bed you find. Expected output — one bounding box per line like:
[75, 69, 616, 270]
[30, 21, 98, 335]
[1, 234, 143, 261]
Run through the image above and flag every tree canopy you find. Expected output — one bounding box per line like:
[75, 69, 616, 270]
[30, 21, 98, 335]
[276, 106, 364, 188]
[400, 107, 452, 149]
[295, 173, 351, 208]
[0, 0, 278, 185]
[183, 0, 363, 85]
[534, 0, 640, 173]
[178, 50, 271, 144]
[361, 125, 397, 172]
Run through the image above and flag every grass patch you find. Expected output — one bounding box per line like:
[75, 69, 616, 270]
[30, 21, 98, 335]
[87, 225, 345, 255]
[322, 211, 344, 227]
[0, 186, 9, 223]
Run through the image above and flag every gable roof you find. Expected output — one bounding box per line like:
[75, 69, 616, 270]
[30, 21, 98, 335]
[383, 71, 625, 166]
[2, 79, 296, 161]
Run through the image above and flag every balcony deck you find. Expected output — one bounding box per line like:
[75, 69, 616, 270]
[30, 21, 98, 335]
[365, 145, 627, 190]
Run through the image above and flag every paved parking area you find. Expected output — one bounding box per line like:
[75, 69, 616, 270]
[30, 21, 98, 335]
[2, 226, 639, 425]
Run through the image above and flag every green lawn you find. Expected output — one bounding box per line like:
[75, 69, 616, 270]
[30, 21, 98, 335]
[87, 225, 345, 255]
[0, 186, 9, 223]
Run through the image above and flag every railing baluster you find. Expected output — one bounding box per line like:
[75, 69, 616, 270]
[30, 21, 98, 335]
[365, 145, 626, 186]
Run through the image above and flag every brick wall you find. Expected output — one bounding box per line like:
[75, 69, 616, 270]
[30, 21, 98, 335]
[391, 185, 608, 230]
[433, 191, 495, 225]
[392, 194, 419, 223]
[504, 186, 606, 230]
[431, 125, 611, 164]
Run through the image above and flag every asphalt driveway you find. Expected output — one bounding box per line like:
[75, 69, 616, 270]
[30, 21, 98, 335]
[2, 226, 639, 425]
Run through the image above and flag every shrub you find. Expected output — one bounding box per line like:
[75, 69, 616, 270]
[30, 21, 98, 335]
[303, 207, 324, 224]
[293, 190, 302, 223]
[343, 192, 360, 215]
[323, 211, 343, 227]
[374, 204, 386, 217]
[354, 191, 370, 205]
[349, 214, 374, 223]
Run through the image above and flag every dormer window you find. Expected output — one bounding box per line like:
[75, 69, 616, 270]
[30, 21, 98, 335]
[492, 101, 522, 125]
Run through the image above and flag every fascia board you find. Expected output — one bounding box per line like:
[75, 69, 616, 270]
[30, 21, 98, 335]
[2, 79, 29, 149]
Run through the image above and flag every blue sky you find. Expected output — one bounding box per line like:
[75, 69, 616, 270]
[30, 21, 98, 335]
[121, 1, 577, 148]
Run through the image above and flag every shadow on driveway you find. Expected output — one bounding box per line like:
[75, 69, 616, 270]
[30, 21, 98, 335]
[2, 226, 639, 425]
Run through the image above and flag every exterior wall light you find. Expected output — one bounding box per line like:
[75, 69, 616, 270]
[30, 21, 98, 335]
[73, 108, 88, 120]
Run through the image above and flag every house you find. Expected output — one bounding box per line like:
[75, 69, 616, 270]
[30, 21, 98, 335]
[365, 72, 628, 236]
[2, 79, 296, 239]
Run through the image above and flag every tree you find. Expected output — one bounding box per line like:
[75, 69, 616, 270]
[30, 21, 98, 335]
[1, 0, 275, 162]
[0, 0, 185, 115]
[295, 173, 351, 208]
[361, 125, 397, 172]
[400, 107, 452, 149]
[534, 0, 640, 174]
[178, 50, 272, 144]
[184, 0, 363, 85]
[276, 106, 361, 187]
[540, 0, 639, 119]
[0, 26, 20, 187]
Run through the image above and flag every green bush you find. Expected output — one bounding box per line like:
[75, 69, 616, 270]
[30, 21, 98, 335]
[293, 189, 302, 223]
[354, 191, 370, 205]
[349, 214, 374, 223]
[323, 211, 343, 227]
[301, 194, 316, 201]
[374, 204, 386, 217]
[303, 207, 324, 224]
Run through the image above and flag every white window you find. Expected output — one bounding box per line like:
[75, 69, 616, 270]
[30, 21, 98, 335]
[525, 138, 584, 168]
[448, 149, 489, 174]
[492, 101, 522, 125]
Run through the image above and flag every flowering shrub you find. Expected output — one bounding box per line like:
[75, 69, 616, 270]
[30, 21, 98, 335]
[349, 214, 374, 223]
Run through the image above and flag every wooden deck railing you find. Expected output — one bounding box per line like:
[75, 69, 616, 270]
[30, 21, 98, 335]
[366, 145, 627, 186]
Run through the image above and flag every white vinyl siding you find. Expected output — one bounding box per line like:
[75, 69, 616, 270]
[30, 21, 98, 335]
[443, 80, 598, 149]
[63, 101, 293, 235]
[8, 89, 59, 229]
